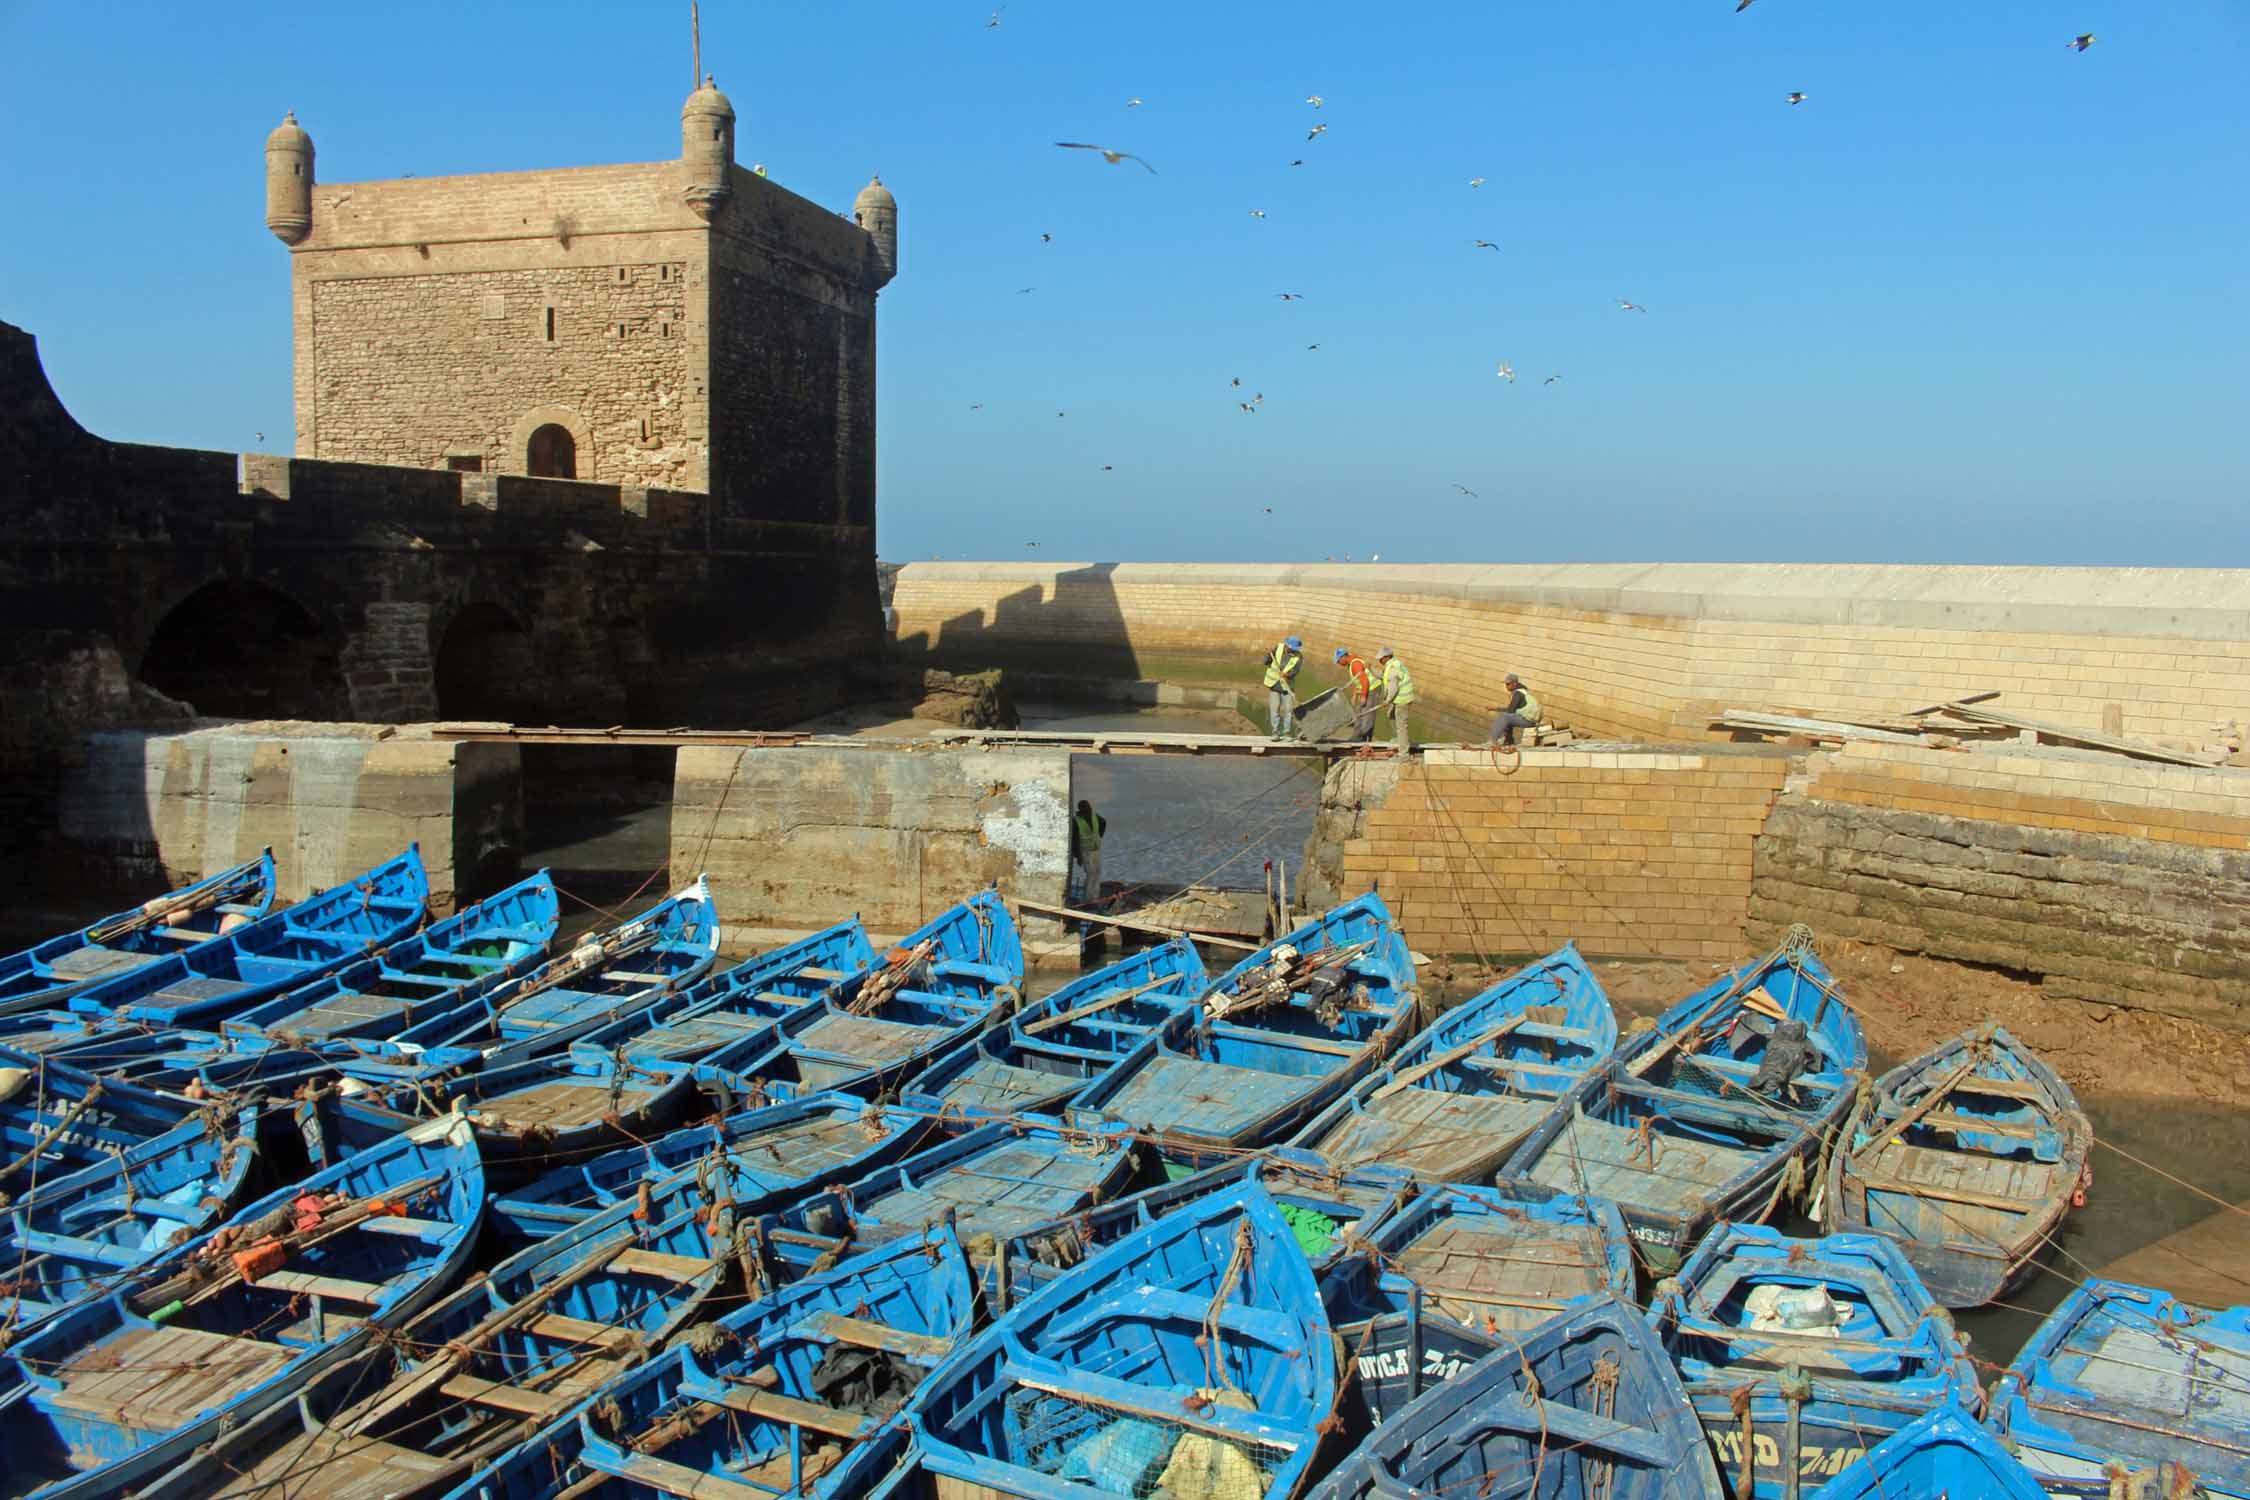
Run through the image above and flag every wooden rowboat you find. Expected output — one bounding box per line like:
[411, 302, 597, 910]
[0, 853, 277, 1017]
[1821, 1021, 2092, 1307]
[576, 918, 879, 1068]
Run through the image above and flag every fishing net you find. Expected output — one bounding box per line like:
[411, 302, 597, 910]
[1000, 1386, 1289, 1500]
[1278, 1204, 1338, 1260]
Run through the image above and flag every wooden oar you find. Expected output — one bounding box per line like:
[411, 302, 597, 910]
[1024, 974, 1185, 1036]
[1370, 1017, 1526, 1102]
[1848, 1056, 1980, 1161]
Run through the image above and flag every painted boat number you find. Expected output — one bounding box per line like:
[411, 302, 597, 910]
[1707, 1429, 1866, 1478]
[1626, 1224, 1679, 1247]
[1356, 1348, 1477, 1384]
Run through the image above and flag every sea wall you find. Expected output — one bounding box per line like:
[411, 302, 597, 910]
[1752, 742, 2250, 1028]
[55, 723, 521, 912]
[891, 562, 2250, 747]
[671, 742, 1073, 952]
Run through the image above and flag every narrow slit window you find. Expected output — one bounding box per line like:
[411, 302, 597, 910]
[544, 308, 555, 342]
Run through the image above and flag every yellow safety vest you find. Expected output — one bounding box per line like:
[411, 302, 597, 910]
[1382, 658, 1417, 704]
[1518, 690, 1543, 722]
[1073, 812, 1104, 853]
[1263, 644, 1301, 690]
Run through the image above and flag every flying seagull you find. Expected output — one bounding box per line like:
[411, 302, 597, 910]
[1452, 484, 1478, 498]
[1102, 464, 1114, 471]
[1248, 209, 1267, 219]
[1126, 97, 1144, 107]
[1496, 364, 1516, 383]
[1239, 402, 1257, 414]
[1306, 343, 1321, 351]
[1276, 292, 1306, 300]
[1307, 123, 1328, 141]
[969, 403, 984, 410]
[1262, 506, 1274, 514]
[1040, 232, 1053, 242]
[1306, 94, 1325, 108]
[1786, 91, 1807, 105]
[1290, 159, 1306, 167]
[2068, 33, 2095, 50]
[1231, 377, 1243, 387]
[1016, 287, 1036, 294]
[1619, 298, 1647, 312]
[1055, 141, 1157, 173]
[986, 7, 1003, 27]
[1469, 176, 1487, 188]
[1543, 374, 1563, 385]
[1474, 239, 1500, 251]
[1736, 0, 1754, 11]
[1025, 541, 1039, 548]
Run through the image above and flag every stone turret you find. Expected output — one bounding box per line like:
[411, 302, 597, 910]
[264, 111, 314, 244]
[681, 77, 735, 221]
[854, 175, 898, 288]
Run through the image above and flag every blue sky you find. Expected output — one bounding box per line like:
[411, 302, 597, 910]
[4, 1, 2244, 565]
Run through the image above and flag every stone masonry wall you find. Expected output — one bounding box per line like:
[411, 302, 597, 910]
[891, 563, 2250, 749]
[672, 742, 1071, 948]
[1304, 746, 1793, 963]
[307, 262, 699, 486]
[55, 724, 523, 914]
[1752, 742, 2250, 1028]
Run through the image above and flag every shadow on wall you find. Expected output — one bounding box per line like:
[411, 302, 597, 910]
[894, 564, 1141, 679]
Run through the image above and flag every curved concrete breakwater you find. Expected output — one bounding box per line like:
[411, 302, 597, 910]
[894, 560, 2250, 1032]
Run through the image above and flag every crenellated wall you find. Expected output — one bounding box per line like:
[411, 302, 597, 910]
[891, 561, 2250, 748]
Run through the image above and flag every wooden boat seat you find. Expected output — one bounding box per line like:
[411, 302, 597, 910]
[1459, 1054, 1579, 1079]
[798, 967, 847, 983]
[611, 1248, 715, 1282]
[715, 1382, 876, 1438]
[1208, 1021, 1361, 1057]
[752, 991, 814, 1006]
[439, 1374, 570, 1419]
[1476, 1397, 1670, 1465]
[794, 1310, 951, 1362]
[586, 1446, 776, 1500]
[46, 1325, 291, 1433]
[1942, 1075, 2050, 1101]
[603, 970, 674, 987]
[45, 946, 163, 980]
[357, 1216, 456, 1241]
[1312, 1091, 1551, 1180]
[13, 1228, 142, 1268]
[526, 1312, 638, 1351]
[255, 1269, 389, 1303]
[147, 976, 255, 1008]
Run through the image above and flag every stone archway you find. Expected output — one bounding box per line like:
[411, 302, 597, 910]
[508, 405, 594, 481]
[138, 579, 345, 719]
[433, 602, 538, 720]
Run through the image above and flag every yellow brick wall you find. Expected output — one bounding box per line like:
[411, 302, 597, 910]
[1334, 749, 1792, 962]
[891, 564, 2250, 748]
[1805, 741, 2250, 850]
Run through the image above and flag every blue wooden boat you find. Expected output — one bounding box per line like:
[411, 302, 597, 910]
[0, 1025, 337, 1100]
[1822, 1021, 2092, 1308]
[1509, 935, 1864, 1271]
[321, 1043, 706, 1177]
[576, 918, 880, 1067]
[1294, 942, 1617, 1183]
[134, 1163, 732, 1500]
[492, 1089, 937, 1242]
[763, 1114, 1143, 1275]
[1330, 1180, 1637, 1342]
[1652, 1222, 1981, 1498]
[904, 937, 1207, 1123]
[422, 1222, 977, 1500]
[0, 852, 277, 1017]
[1068, 892, 1421, 1164]
[0, 1112, 483, 1500]
[708, 893, 1024, 1101]
[1008, 1145, 1417, 1296]
[390, 877, 721, 1057]
[1809, 1403, 2048, 1500]
[1988, 1278, 2250, 1497]
[62, 847, 432, 1028]
[1306, 1294, 1722, 1500]
[0, 1108, 260, 1337]
[0, 1046, 209, 1191]
[216, 869, 559, 1047]
[859, 1181, 1335, 1500]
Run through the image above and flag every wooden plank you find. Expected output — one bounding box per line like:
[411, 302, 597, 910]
[1012, 897, 1259, 951]
[1715, 710, 1932, 746]
[1851, 1059, 1979, 1159]
[1914, 701, 2224, 767]
[251, 1269, 388, 1303]
[611, 1248, 716, 1282]
[713, 1383, 874, 1438]
[1903, 689, 2001, 717]
[527, 1312, 637, 1350]
[596, 1449, 782, 1500]
[796, 1310, 951, 1362]
[1024, 974, 1187, 1036]
[798, 968, 846, 982]
[1852, 1171, 2040, 1213]
[438, 1375, 570, 1419]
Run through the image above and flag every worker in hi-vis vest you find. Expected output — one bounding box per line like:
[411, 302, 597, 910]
[1335, 647, 1376, 741]
[1262, 636, 1304, 739]
[1071, 800, 1107, 904]
[1488, 672, 1543, 747]
[1376, 646, 1416, 751]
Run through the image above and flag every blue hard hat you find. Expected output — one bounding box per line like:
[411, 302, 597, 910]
[1285, 636, 1303, 649]
[1333, 648, 1348, 662]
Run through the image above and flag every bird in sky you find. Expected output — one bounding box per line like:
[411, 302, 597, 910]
[1276, 292, 1305, 301]
[1496, 364, 1516, 383]
[1306, 343, 1321, 351]
[254, 431, 265, 443]
[1231, 377, 1243, 387]
[1125, 97, 1144, 107]
[1289, 159, 1306, 167]
[1786, 91, 1807, 105]
[1055, 142, 1156, 173]
[1469, 176, 1487, 189]
[1016, 287, 1036, 294]
[1039, 232, 1053, 242]
[1543, 374, 1563, 385]
[1619, 299, 1647, 312]
[2069, 33, 2095, 51]
[1263, 506, 1274, 514]
[1474, 239, 1500, 251]
[1025, 541, 1039, 548]
[1249, 209, 1268, 219]
[1056, 411, 1067, 417]
[1306, 94, 1325, 108]
[986, 7, 1003, 27]
[1254, 393, 1265, 405]
[969, 403, 984, 410]
[1452, 484, 1478, 498]
[1736, 0, 1754, 11]
[1101, 464, 1114, 471]
[1370, 553, 1381, 562]
[1307, 123, 1328, 141]
[1239, 402, 1257, 414]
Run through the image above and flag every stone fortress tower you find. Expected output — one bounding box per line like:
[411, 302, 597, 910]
[265, 83, 896, 530]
